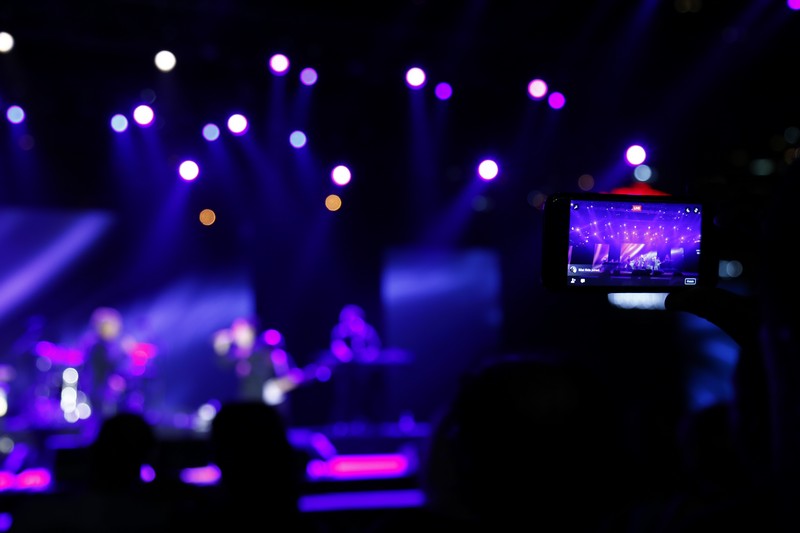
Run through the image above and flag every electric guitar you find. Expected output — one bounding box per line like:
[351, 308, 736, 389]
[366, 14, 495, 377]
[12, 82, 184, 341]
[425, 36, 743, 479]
[261, 347, 413, 405]
[262, 360, 334, 405]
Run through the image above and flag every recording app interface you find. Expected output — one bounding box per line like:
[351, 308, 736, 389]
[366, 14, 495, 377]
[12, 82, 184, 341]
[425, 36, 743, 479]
[566, 198, 703, 288]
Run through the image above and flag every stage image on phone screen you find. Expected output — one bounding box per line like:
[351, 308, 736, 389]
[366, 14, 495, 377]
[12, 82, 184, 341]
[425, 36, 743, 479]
[565, 198, 704, 289]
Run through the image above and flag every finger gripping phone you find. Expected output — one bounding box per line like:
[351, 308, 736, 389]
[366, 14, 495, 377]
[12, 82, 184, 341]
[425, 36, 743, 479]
[541, 192, 718, 292]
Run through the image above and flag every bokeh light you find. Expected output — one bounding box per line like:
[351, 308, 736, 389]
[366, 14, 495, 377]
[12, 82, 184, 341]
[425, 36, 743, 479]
[634, 164, 653, 182]
[289, 130, 307, 148]
[300, 67, 318, 86]
[0, 32, 14, 53]
[262, 329, 282, 346]
[477, 159, 499, 180]
[626, 144, 647, 165]
[140, 464, 156, 483]
[528, 191, 548, 209]
[154, 50, 177, 72]
[325, 194, 343, 211]
[6, 105, 25, 124]
[331, 165, 351, 186]
[472, 195, 491, 211]
[179, 160, 200, 181]
[547, 92, 566, 109]
[434, 82, 453, 100]
[133, 104, 155, 126]
[578, 174, 595, 191]
[719, 260, 744, 279]
[269, 53, 290, 75]
[527, 79, 548, 99]
[405, 67, 426, 89]
[110, 114, 129, 132]
[227, 114, 248, 135]
[199, 209, 216, 226]
[202, 123, 220, 141]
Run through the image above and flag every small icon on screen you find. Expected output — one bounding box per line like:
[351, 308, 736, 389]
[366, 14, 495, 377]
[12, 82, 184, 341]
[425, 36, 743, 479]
[684, 278, 697, 286]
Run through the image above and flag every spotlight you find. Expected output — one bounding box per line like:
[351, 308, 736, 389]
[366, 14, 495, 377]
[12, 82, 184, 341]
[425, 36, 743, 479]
[626, 145, 647, 166]
[405, 67, 426, 89]
[547, 92, 566, 109]
[527, 79, 548, 100]
[478, 159, 499, 181]
[331, 165, 351, 186]
[202, 123, 220, 141]
[0, 32, 13, 53]
[289, 131, 307, 148]
[179, 160, 200, 181]
[110, 114, 129, 132]
[133, 104, 155, 127]
[227, 114, 248, 135]
[434, 82, 453, 100]
[300, 67, 318, 86]
[154, 50, 177, 72]
[5, 105, 25, 124]
[269, 53, 290, 75]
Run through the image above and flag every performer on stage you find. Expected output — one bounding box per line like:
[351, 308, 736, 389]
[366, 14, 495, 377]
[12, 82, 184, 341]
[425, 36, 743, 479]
[80, 306, 127, 420]
[330, 304, 382, 364]
[328, 304, 387, 425]
[212, 317, 298, 408]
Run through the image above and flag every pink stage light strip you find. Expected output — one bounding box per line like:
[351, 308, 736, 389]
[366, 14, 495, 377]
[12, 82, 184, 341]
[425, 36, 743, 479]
[306, 453, 410, 480]
[179, 453, 411, 486]
[0, 472, 14, 491]
[0, 469, 51, 492]
[179, 464, 221, 486]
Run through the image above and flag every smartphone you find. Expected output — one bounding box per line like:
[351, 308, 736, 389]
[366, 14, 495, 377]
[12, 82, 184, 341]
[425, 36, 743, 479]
[541, 192, 718, 292]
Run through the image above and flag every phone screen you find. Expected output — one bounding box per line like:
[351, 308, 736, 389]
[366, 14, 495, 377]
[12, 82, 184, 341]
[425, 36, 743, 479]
[542, 193, 717, 292]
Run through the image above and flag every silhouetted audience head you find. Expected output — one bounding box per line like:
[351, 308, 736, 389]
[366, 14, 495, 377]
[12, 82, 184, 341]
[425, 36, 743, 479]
[420, 352, 624, 531]
[89, 411, 156, 491]
[209, 400, 305, 510]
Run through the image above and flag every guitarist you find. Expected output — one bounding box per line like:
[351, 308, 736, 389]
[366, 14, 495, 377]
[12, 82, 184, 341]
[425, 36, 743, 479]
[81, 306, 127, 420]
[212, 317, 299, 409]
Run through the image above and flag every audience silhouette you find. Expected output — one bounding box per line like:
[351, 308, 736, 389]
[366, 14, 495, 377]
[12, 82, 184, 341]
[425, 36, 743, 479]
[657, 149, 800, 531]
[186, 400, 318, 532]
[10, 411, 174, 532]
[370, 351, 630, 532]
[87, 411, 157, 490]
